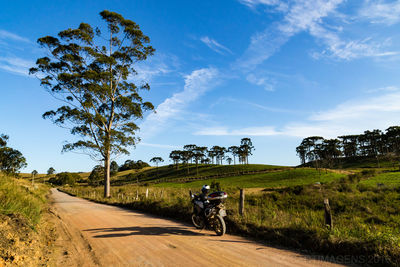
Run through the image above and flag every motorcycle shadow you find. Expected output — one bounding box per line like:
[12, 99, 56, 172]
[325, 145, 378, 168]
[84, 226, 213, 238]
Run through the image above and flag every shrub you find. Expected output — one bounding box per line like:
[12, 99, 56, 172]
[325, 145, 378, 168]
[48, 172, 79, 186]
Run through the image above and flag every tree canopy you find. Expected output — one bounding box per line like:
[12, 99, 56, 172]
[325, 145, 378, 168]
[0, 134, 27, 175]
[30, 10, 155, 197]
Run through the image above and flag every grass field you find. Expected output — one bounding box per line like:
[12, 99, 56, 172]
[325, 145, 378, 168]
[360, 170, 400, 187]
[153, 168, 346, 189]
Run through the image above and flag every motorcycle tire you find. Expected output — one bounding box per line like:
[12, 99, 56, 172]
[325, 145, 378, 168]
[191, 213, 205, 229]
[213, 215, 226, 236]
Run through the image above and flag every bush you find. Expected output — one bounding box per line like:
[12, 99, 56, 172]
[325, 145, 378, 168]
[88, 165, 104, 186]
[48, 172, 79, 186]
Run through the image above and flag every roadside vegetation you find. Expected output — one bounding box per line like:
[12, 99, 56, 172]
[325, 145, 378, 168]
[60, 163, 400, 266]
[0, 174, 56, 266]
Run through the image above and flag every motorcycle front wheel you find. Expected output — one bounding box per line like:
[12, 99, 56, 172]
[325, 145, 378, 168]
[191, 213, 205, 229]
[213, 215, 226, 236]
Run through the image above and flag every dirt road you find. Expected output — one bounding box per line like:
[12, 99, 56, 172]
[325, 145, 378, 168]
[50, 189, 343, 267]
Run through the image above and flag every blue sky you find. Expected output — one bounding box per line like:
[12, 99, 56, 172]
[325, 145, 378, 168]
[2, 0, 400, 173]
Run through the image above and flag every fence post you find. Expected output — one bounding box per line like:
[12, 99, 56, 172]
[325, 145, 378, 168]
[324, 198, 333, 229]
[239, 189, 245, 216]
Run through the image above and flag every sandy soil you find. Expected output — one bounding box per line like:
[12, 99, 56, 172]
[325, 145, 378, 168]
[50, 189, 344, 267]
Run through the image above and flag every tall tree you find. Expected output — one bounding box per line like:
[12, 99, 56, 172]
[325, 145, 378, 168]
[150, 156, 164, 177]
[30, 11, 155, 197]
[228, 146, 239, 165]
[240, 138, 254, 164]
[169, 150, 181, 170]
[193, 146, 207, 176]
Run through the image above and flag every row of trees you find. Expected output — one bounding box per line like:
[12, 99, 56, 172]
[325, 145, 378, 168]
[160, 138, 254, 175]
[0, 134, 27, 175]
[296, 126, 400, 166]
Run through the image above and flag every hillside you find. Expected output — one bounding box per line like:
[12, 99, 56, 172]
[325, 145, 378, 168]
[301, 155, 400, 169]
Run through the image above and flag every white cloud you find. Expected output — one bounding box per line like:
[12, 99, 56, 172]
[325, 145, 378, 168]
[0, 56, 34, 76]
[309, 24, 399, 60]
[196, 90, 400, 138]
[130, 53, 180, 83]
[236, 0, 344, 70]
[246, 73, 275, 91]
[200, 36, 232, 55]
[139, 67, 219, 138]
[195, 126, 279, 136]
[359, 0, 400, 25]
[280, 91, 400, 137]
[138, 142, 179, 149]
[0, 29, 31, 43]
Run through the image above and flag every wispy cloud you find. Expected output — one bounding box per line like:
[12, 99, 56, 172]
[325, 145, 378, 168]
[200, 36, 232, 55]
[237, 0, 399, 70]
[195, 126, 279, 136]
[131, 53, 180, 83]
[138, 142, 179, 149]
[0, 56, 34, 76]
[139, 67, 219, 138]
[197, 90, 400, 138]
[309, 24, 399, 60]
[359, 0, 400, 25]
[0, 29, 31, 43]
[236, 0, 344, 70]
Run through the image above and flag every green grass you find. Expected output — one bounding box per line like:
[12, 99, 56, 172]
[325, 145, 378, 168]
[111, 164, 288, 184]
[0, 174, 48, 227]
[154, 168, 346, 189]
[359, 171, 400, 187]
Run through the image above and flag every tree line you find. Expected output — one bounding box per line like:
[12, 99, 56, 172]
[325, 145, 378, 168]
[296, 126, 400, 167]
[152, 138, 255, 175]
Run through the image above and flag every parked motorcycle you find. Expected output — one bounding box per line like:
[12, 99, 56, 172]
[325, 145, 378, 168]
[189, 190, 228, 236]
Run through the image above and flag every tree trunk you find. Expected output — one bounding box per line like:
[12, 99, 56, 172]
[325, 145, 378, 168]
[104, 152, 111, 198]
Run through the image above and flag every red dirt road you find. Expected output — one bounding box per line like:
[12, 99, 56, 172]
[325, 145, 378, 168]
[51, 189, 343, 267]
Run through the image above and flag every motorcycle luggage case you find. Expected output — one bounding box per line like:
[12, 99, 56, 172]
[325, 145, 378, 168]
[207, 191, 228, 203]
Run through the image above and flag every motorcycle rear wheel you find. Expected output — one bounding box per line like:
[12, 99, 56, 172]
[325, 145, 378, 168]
[213, 215, 226, 236]
[191, 213, 205, 229]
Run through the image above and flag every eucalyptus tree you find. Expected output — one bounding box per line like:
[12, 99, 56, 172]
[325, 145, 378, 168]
[226, 157, 233, 165]
[29, 11, 155, 197]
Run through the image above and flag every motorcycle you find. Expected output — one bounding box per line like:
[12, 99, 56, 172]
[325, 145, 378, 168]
[189, 190, 228, 236]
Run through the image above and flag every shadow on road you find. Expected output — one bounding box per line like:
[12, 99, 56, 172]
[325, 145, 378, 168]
[84, 226, 211, 238]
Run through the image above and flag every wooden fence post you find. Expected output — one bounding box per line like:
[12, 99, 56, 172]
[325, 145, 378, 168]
[239, 189, 245, 216]
[324, 198, 333, 229]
